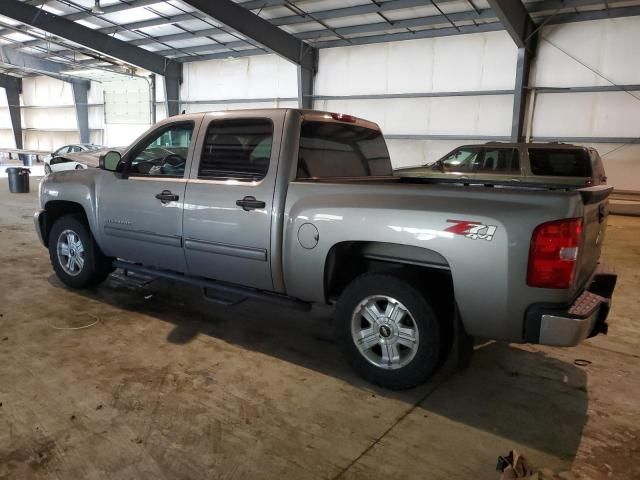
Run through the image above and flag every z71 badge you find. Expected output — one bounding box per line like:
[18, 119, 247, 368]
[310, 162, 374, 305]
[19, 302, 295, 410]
[445, 220, 497, 241]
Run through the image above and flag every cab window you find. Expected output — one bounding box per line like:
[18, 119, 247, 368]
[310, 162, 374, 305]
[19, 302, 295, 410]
[128, 123, 194, 177]
[198, 118, 273, 181]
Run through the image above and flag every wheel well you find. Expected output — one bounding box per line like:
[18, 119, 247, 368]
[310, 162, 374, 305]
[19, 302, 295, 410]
[326, 241, 452, 296]
[42, 201, 88, 245]
[325, 240, 454, 310]
[325, 241, 457, 353]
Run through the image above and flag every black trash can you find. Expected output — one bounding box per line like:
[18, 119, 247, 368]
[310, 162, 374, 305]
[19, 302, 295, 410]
[6, 167, 30, 193]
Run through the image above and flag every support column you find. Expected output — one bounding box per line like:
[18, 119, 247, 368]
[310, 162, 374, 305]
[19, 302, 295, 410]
[511, 47, 532, 142]
[5, 86, 22, 149]
[164, 63, 182, 117]
[297, 66, 314, 109]
[71, 80, 90, 143]
[297, 48, 317, 109]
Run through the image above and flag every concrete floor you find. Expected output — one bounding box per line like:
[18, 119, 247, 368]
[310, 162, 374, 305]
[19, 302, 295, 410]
[0, 180, 639, 480]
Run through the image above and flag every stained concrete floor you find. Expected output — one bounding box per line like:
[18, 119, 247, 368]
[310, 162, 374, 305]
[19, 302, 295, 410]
[0, 179, 638, 480]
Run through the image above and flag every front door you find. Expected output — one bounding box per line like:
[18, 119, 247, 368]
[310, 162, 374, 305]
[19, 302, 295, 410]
[183, 113, 283, 291]
[98, 121, 197, 273]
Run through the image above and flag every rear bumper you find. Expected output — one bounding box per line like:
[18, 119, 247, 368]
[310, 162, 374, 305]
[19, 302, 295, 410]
[524, 264, 617, 347]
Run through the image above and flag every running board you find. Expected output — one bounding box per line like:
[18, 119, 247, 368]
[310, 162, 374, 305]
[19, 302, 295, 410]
[113, 260, 312, 312]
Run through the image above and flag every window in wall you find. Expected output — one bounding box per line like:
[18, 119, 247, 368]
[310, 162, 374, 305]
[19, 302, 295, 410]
[198, 119, 273, 181]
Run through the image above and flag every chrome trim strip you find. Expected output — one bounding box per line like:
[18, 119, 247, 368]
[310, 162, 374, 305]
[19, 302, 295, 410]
[128, 176, 187, 183]
[184, 238, 267, 261]
[104, 225, 182, 247]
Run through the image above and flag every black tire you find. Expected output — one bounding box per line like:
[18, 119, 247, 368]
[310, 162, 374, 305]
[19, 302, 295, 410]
[336, 272, 442, 390]
[75, 164, 83, 170]
[44, 163, 52, 174]
[48, 214, 113, 289]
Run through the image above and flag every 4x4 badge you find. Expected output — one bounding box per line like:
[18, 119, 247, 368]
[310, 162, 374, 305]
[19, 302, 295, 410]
[445, 220, 497, 241]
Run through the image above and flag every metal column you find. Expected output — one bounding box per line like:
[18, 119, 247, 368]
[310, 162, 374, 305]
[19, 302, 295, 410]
[71, 80, 90, 144]
[4, 85, 22, 149]
[164, 63, 182, 117]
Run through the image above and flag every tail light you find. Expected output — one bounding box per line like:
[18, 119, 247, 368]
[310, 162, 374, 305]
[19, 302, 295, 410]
[527, 218, 583, 289]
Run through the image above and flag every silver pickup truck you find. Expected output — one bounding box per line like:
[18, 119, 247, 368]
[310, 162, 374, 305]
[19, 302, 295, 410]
[34, 109, 617, 389]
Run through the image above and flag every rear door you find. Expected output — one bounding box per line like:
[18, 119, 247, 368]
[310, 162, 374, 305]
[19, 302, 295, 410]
[182, 111, 285, 291]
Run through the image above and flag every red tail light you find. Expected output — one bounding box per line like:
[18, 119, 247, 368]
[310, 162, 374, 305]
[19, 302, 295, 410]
[527, 218, 583, 289]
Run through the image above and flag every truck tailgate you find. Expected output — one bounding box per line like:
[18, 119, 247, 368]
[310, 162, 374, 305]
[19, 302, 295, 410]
[576, 186, 613, 288]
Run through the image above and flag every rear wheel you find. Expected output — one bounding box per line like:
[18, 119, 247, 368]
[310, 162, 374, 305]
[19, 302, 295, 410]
[74, 164, 83, 170]
[48, 214, 113, 288]
[336, 272, 443, 390]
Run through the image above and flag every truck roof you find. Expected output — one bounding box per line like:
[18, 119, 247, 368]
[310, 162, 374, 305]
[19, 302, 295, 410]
[166, 108, 383, 132]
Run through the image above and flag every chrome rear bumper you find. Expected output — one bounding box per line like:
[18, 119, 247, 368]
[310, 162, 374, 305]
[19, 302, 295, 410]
[525, 264, 617, 347]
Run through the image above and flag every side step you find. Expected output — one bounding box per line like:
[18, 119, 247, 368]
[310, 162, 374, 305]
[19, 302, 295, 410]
[113, 260, 312, 312]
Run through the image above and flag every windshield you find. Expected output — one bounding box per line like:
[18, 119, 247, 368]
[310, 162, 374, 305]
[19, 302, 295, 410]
[297, 121, 392, 179]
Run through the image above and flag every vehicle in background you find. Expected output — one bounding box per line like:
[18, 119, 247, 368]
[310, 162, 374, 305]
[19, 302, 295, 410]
[395, 142, 607, 187]
[44, 146, 125, 174]
[44, 144, 104, 174]
[34, 110, 616, 390]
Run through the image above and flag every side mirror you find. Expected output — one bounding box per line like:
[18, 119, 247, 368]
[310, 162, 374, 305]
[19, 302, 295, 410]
[99, 151, 122, 172]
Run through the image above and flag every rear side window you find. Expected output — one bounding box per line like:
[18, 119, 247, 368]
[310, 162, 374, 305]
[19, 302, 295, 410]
[477, 148, 520, 173]
[297, 121, 392, 179]
[528, 148, 591, 177]
[198, 118, 273, 181]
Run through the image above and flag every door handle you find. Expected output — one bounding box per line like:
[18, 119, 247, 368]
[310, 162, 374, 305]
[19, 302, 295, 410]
[236, 196, 266, 211]
[155, 190, 179, 203]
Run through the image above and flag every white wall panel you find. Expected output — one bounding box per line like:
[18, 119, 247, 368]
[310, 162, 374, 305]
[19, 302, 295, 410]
[577, 143, 640, 192]
[22, 77, 74, 106]
[184, 101, 298, 114]
[533, 17, 640, 88]
[316, 31, 517, 96]
[315, 95, 512, 136]
[181, 54, 298, 101]
[24, 131, 79, 151]
[104, 124, 150, 148]
[0, 130, 15, 149]
[531, 91, 640, 138]
[23, 107, 77, 130]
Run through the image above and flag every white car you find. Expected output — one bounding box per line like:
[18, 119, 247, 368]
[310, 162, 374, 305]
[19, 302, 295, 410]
[44, 144, 104, 174]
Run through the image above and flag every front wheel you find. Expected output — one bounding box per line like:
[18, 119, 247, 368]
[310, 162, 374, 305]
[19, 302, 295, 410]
[336, 272, 443, 390]
[48, 214, 113, 288]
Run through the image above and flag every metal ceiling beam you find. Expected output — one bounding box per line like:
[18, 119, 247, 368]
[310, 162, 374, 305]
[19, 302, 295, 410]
[0, 73, 23, 149]
[0, 0, 179, 77]
[0, 72, 21, 91]
[486, 1, 536, 142]
[181, 0, 317, 108]
[0, 46, 93, 143]
[486, 0, 534, 48]
[180, 0, 317, 71]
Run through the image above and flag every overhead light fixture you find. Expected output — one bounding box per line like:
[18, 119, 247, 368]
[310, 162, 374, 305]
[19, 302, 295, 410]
[91, 0, 105, 15]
